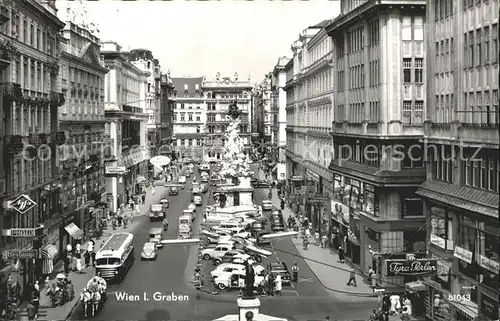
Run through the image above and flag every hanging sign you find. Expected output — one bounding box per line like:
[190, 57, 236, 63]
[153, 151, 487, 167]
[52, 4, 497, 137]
[386, 259, 437, 277]
[8, 194, 37, 215]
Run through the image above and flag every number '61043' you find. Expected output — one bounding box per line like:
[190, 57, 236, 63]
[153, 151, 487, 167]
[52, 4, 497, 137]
[448, 294, 471, 301]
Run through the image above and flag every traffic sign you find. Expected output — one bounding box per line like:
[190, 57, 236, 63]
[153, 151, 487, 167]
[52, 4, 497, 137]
[2, 250, 38, 260]
[9, 194, 37, 214]
[373, 288, 386, 293]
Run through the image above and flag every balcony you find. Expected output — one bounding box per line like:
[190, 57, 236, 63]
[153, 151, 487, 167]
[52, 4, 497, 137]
[0, 40, 17, 69]
[6, 135, 23, 153]
[423, 121, 499, 148]
[50, 91, 65, 107]
[2, 82, 23, 101]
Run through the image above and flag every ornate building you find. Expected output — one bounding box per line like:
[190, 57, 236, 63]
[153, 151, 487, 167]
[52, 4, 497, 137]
[56, 2, 108, 251]
[325, 0, 427, 287]
[101, 41, 150, 213]
[128, 49, 162, 157]
[418, 1, 499, 320]
[251, 74, 272, 144]
[202, 73, 252, 162]
[0, 0, 66, 295]
[171, 76, 206, 161]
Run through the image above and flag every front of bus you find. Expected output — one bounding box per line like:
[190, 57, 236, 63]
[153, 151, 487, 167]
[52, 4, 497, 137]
[95, 251, 122, 281]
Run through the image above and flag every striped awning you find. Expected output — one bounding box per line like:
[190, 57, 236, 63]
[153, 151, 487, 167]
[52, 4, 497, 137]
[41, 244, 59, 260]
[64, 223, 83, 239]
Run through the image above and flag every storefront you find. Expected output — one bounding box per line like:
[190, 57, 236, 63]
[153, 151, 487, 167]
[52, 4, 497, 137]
[104, 165, 128, 212]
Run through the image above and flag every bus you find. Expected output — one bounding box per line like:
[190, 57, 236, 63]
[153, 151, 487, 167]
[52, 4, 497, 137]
[95, 232, 135, 282]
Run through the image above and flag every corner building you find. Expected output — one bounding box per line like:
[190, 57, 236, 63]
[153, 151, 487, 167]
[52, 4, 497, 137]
[284, 23, 334, 233]
[57, 18, 108, 250]
[101, 41, 150, 213]
[416, 0, 499, 320]
[325, 0, 427, 285]
[0, 0, 66, 294]
[202, 74, 252, 161]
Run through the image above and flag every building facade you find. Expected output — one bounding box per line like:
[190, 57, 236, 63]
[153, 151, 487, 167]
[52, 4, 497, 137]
[271, 57, 290, 182]
[57, 14, 108, 252]
[171, 77, 206, 162]
[284, 24, 335, 234]
[101, 41, 149, 213]
[0, 0, 66, 295]
[128, 49, 161, 158]
[325, 0, 427, 286]
[159, 72, 175, 152]
[202, 73, 252, 162]
[417, 1, 499, 320]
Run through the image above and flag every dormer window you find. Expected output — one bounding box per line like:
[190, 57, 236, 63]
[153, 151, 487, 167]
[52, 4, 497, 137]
[207, 93, 212, 99]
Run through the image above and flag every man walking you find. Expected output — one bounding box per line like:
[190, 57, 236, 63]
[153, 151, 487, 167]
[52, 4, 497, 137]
[347, 268, 357, 287]
[291, 263, 299, 283]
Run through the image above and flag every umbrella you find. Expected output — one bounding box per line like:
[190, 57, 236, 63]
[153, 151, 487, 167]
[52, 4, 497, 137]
[56, 273, 66, 279]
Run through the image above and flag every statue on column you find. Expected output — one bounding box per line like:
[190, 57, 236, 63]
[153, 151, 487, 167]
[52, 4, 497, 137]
[243, 260, 255, 299]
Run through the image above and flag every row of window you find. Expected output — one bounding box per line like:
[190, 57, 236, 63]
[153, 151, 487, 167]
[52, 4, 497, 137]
[172, 113, 202, 122]
[11, 158, 52, 195]
[435, 38, 455, 73]
[9, 12, 57, 56]
[176, 103, 202, 110]
[14, 58, 50, 93]
[463, 0, 493, 9]
[349, 64, 365, 90]
[464, 24, 499, 68]
[434, 0, 454, 21]
[461, 90, 499, 125]
[348, 27, 364, 54]
[434, 94, 455, 123]
[431, 147, 499, 193]
[367, 20, 380, 47]
[402, 101, 424, 125]
[11, 106, 50, 136]
[306, 69, 332, 97]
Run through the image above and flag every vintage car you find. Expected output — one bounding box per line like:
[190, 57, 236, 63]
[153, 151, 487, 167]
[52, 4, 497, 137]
[271, 217, 286, 232]
[210, 263, 246, 278]
[169, 187, 179, 196]
[261, 200, 273, 211]
[178, 176, 187, 184]
[267, 262, 291, 285]
[193, 195, 202, 206]
[201, 244, 233, 260]
[213, 267, 265, 290]
[149, 204, 165, 221]
[141, 242, 158, 260]
[212, 249, 246, 265]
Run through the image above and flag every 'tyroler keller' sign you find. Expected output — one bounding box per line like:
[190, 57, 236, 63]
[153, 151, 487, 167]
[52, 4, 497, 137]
[386, 259, 437, 277]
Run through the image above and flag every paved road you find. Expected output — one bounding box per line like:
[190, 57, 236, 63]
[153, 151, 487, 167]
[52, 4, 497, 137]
[68, 165, 375, 321]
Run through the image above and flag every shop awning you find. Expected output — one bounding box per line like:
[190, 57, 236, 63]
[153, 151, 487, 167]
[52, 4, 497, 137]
[41, 244, 59, 260]
[64, 223, 83, 239]
[406, 281, 427, 292]
[347, 229, 360, 246]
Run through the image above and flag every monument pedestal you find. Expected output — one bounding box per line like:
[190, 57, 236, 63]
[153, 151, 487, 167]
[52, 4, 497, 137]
[237, 297, 260, 321]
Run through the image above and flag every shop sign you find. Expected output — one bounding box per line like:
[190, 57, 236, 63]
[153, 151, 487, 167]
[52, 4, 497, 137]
[8, 194, 37, 215]
[291, 176, 303, 181]
[436, 260, 452, 282]
[7, 228, 38, 237]
[386, 259, 437, 277]
[2, 249, 38, 260]
[430, 234, 446, 249]
[453, 246, 473, 264]
[480, 294, 499, 320]
[105, 166, 127, 175]
[331, 200, 349, 226]
[478, 255, 500, 274]
[306, 170, 320, 183]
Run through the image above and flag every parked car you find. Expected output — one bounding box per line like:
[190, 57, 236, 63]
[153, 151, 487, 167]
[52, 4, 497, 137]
[213, 254, 252, 266]
[169, 187, 179, 196]
[141, 242, 158, 260]
[267, 262, 291, 285]
[261, 200, 273, 211]
[212, 249, 246, 265]
[178, 176, 187, 183]
[213, 268, 265, 290]
[201, 244, 233, 260]
[256, 232, 271, 246]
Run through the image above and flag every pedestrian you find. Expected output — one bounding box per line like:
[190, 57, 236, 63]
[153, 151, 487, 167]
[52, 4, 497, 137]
[274, 274, 282, 296]
[63, 255, 69, 274]
[26, 301, 36, 321]
[403, 296, 412, 316]
[314, 230, 320, 243]
[291, 262, 299, 282]
[267, 273, 274, 296]
[84, 251, 91, 268]
[368, 266, 375, 284]
[34, 281, 39, 292]
[338, 247, 345, 263]
[347, 268, 357, 287]
[76, 257, 82, 274]
[142, 194, 146, 203]
[321, 234, 327, 248]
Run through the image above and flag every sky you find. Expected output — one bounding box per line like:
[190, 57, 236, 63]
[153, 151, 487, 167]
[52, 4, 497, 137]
[56, 0, 340, 82]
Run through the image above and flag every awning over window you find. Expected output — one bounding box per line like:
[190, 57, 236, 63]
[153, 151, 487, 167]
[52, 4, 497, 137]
[64, 223, 83, 239]
[346, 229, 360, 246]
[41, 244, 59, 260]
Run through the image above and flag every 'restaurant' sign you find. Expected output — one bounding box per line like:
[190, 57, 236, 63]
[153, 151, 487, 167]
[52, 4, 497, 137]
[386, 259, 437, 277]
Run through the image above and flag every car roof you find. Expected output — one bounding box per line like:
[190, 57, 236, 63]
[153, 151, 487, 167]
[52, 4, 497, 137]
[269, 262, 286, 268]
[262, 200, 272, 203]
[143, 242, 156, 247]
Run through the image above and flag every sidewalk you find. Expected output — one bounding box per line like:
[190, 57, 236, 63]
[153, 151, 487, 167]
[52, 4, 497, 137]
[255, 166, 374, 297]
[18, 168, 185, 321]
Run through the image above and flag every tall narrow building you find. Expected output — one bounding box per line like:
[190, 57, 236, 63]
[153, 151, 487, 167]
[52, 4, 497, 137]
[57, 6, 108, 249]
[159, 71, 175, 155]
[417, 1, 499, 320]
[101, 41, 150, 212]
[325, 0, 427, 287]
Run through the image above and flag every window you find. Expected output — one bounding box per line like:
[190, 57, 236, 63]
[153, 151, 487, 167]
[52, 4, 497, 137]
[363, 184, 378, 216]
[180, 103, 185, 109]
[402, 101, 412, 124]
[196, 115, 201, 121]
[493, 24, 498, 63]
[180, 113, 185, 121]
[188, 113, 193, 121]
[403, 58, 412, 83]
[432, 146, 453, 182]
[476, 29, 482, 66]
[484, 26, 490, 64]
[469, 31, 475, 67]
[461, 149, 499, 192]
[402, 195, 423, 217]
[172, 114, 177, 121]
[430, 207, 454, 250]
[414, 58, 423, 83]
